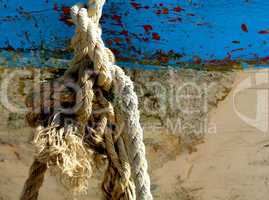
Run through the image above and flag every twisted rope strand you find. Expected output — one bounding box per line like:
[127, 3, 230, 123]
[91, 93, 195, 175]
[70, 1, 153, 199]
[22, 0, 152, 199]
[20, 160, 47, 200]
[113, 66, 152, 200]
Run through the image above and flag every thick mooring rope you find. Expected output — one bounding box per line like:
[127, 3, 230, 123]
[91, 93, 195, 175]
[21, 0, 152, 200]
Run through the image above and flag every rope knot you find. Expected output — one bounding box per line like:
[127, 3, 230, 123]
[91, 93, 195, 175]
[21, 0, 152, 199]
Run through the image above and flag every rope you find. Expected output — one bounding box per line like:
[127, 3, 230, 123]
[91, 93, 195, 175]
[20, 160, 47, 200]
[21, 0, 152, 199]
[69, 1, 152, 198]
[113, 66, 152, 200]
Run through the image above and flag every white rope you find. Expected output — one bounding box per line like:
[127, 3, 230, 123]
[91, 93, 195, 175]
[112, 65, 153, 200]
[70, 1, 153, 199]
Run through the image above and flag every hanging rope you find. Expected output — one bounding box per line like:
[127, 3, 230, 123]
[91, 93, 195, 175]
[21, 0, 152, 200]
[20, 160, 47, 200]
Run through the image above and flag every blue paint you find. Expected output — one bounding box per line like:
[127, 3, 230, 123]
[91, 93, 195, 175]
[1, 0, 269, 67]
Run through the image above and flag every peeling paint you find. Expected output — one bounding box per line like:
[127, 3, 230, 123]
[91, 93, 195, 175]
[0, 0, 269, 68]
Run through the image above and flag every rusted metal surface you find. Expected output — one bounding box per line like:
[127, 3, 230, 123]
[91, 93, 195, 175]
[0, 0, 269, 68]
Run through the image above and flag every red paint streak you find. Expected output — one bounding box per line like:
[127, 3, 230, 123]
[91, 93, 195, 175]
[232, 40, 240, 44]
[174, 6, 184, 12]
[258, 30, 269, 34]
[261, 56, 269, 61]
[241, 23, 248, 32]
[231, 48, 245, 52]
[162, 8, 169, 14]
[120, 30, 129, 36]
[59, 15, 73, 26]
[193, 56, 202, 64]
[62, 6, 70, 15]
[58, 5, 72, 26]
[3, 45, 15, 51]
[112, 15, 121, 22]
[159, 56, 169, 63]
[143, 25, 153, 32]
[53, 3, 58, 11]
[205, 59, 224, 64]
[131, 2, 141, 10]
[152, 32, 160, 40]
[111, 48, 120, 55]
[114, 38, 121, 44]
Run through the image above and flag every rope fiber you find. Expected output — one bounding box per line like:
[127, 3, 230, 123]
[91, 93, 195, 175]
[21, 0, 152, 200]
